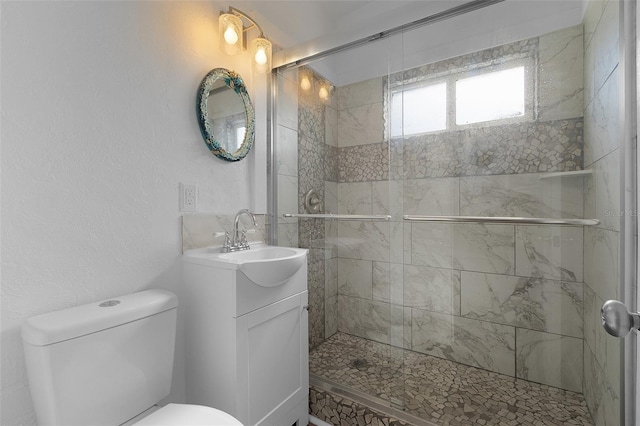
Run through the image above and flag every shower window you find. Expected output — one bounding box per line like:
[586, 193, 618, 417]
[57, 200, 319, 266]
[390, 82, 447, 136]
[456, 66, 525, 124]
[389, 57, 533, 137]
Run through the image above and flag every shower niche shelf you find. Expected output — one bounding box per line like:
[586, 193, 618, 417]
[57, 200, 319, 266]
[538, 170, 593, 180]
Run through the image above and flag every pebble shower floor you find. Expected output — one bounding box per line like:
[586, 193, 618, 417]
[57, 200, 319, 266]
[309, 333, 593, 426]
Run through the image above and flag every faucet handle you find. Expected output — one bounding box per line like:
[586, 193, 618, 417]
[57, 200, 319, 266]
[219, 231, 234, 253]
[239, 230, 248, 245]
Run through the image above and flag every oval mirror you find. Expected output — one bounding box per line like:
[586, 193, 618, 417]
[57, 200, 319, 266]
[196, 68, 255, 162]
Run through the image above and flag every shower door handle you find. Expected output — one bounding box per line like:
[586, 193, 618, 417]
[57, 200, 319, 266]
[601, 300, 640, 337]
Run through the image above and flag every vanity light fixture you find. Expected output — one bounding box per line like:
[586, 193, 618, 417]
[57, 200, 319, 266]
[318, 85, 334, 102]
[300, 77, 312, 91]
[299, 68, 334, 102]
[299, 69, 313, 91]
[219, 7, 272, 74]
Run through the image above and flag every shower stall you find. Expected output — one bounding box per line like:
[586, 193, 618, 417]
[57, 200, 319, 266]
[270, 1, 631, 424]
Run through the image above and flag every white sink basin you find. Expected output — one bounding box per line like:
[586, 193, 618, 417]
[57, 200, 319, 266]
[218, 246, 300, 262]
[183, 243, 308, 287]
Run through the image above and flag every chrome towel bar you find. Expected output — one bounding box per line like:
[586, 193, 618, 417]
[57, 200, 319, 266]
[402, 215, 600, 226]
[283, 213, 392, 221]
[282, 213, 600, 226]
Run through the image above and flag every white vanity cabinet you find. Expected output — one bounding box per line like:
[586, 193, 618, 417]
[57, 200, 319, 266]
[182, 246, 309, 426]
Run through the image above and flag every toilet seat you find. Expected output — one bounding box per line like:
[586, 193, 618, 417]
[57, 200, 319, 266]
[133, 403, 243, 426]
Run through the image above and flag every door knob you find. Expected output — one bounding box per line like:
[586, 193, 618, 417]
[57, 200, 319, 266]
[601, 300, 640, 337]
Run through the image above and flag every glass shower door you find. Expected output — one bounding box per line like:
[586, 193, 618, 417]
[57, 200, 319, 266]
[271, 0, 631, 424]
[394, 1, 625, 424]
[272, 30, 410, 418]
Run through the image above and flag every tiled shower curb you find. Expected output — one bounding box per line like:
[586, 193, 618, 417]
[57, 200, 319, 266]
[309, 377, 437, 426]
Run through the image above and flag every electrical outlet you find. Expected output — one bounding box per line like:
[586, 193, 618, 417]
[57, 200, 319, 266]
[179, 183, 197, 212]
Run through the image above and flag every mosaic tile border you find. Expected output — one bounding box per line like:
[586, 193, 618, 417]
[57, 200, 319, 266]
[337, 142, 390, 183]
[336, 118, 583, 183]
[400, 117, 583, 179]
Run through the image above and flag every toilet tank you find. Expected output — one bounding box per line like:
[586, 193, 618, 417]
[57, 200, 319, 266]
[21, 290, 179, 426]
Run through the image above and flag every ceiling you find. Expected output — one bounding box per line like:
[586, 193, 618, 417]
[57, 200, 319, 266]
[223, 1, 465, 49]
[216, 0, 586, 85]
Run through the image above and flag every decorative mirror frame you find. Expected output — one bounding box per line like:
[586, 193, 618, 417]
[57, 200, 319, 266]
[196, 68, 255, 162]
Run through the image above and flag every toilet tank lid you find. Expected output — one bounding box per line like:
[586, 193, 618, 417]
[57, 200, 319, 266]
[22, 290, 178, 346]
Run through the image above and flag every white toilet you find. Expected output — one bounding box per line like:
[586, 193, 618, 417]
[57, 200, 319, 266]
[21, 289, 243, 426]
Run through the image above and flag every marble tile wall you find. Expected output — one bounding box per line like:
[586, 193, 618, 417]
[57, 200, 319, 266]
[411, 309, 517, 377]
[539, 24, 584, 122]
[324, 185, 339, 339]
[277, 68, 300, 248]
[333, 25, 590, 394]
[182, 213, 267, 252]
[335, 175, 588, 391]
[295, 68, 340, 350]
[276, 67, 336, 350]
[336, 25, 584, 183]
[581, 1, 622, 424]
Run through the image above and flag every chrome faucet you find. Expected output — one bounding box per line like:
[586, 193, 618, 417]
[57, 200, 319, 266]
[221, 209, 257, 252]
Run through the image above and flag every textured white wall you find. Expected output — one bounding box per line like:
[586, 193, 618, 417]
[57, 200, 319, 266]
[0, 2, 267, 424]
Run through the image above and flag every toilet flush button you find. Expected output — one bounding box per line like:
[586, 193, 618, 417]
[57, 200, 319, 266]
[99, 300, 121, 308]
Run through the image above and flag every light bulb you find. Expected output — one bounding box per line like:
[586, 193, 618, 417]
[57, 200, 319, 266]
[219, 14, 242, 55]
[254, 47, 267, 65]
[250, 37, 271, 74]
[319, 86, 329, 101]
[224, 26, 239, 45]
[300, 77, 311, 91]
